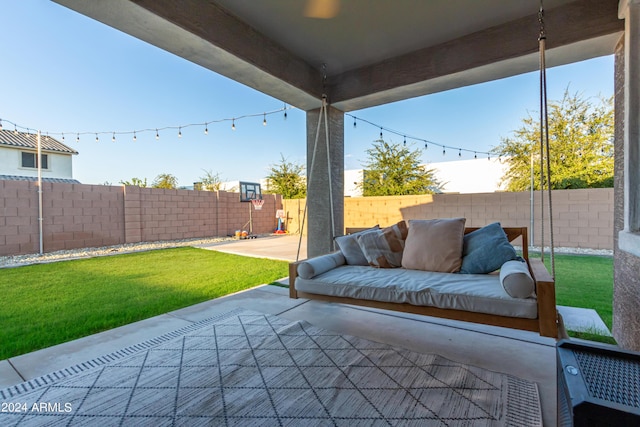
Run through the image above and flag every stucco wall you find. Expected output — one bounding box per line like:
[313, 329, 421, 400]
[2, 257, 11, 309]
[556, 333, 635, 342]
[283, 188, 614, 250]
[0, 147, 73, 179]
[613, 35, 640, 351]
[0, 180, 282, 256]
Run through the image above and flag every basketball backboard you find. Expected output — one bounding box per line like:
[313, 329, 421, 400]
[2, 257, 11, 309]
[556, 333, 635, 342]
[239, 181, 262, 202]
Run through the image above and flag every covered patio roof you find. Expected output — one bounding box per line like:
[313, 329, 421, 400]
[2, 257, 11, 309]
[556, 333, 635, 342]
[54, 0, 622, 111]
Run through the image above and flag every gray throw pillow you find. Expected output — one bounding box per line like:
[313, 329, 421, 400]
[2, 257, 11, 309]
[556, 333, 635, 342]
[459, 222, 518, 274]
[334, 226, 379, 265]
[499, 260, 535, 298]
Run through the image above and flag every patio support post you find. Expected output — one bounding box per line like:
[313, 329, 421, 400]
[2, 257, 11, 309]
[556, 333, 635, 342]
[614, 0, 640, 351]
[306, 106, 344, 257]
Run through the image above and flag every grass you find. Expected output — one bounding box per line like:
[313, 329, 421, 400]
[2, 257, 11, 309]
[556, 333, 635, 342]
[0, 247, 288, 360]
[533, 253, 615, 344]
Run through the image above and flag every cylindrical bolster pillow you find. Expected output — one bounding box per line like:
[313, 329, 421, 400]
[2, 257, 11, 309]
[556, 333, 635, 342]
[499, 260, 535, 299]
[297, 252, 346, 279]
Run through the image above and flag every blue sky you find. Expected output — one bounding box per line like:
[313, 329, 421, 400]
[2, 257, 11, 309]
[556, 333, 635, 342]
[2, 1, 614, 187]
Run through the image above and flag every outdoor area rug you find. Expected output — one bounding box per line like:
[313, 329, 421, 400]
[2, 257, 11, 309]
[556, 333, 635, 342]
[0, 309, 542, 426]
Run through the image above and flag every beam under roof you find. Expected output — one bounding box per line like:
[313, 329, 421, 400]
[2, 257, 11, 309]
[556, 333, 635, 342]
[54, 0, 622, 112]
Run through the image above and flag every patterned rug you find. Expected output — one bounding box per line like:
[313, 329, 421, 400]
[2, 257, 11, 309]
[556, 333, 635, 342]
[0, 309, 542, 426]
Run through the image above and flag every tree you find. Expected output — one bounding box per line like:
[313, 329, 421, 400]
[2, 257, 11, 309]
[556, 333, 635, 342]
[196, 170, 224, 191]
[492, 89, 614, 191]
[359, 139, 442, 196]
[265, 154, 307, 199]
[120, 177, 148, 187]
[152, 173, 178, 189]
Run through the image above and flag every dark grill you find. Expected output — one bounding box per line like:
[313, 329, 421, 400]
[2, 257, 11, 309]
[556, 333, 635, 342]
[574, 349, 640, 408]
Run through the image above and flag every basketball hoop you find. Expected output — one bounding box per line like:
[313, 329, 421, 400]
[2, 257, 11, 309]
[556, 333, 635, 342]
[251, 199, 264, 211]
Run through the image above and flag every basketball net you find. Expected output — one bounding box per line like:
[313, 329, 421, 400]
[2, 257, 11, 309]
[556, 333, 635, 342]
[251, 199, 264, 211]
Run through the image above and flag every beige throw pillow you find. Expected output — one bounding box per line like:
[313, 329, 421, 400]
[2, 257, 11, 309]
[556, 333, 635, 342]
[401, 218, 466, 272]
[357, 221, 408, 268]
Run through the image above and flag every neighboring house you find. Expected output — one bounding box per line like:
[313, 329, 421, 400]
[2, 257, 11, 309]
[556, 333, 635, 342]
[344, 158, 508, 197]
[0, 129, 80, 183]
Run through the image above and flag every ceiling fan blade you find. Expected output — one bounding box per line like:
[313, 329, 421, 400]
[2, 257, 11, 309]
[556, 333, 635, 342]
[304, 0, 340, 19]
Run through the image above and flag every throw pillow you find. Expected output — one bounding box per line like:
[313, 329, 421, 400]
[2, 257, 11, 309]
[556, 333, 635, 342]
[297, 252, 346, 279]
[356, 221, 408, 268]
[499, 260, 536, 298]
[401, 218, 466, 273]
[334, 225, 380, 265]
[459, 222, 518, 274]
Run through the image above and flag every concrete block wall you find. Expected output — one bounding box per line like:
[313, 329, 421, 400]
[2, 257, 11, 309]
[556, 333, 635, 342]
[0, 180, 283, 256]
[283, 188, 614, 250]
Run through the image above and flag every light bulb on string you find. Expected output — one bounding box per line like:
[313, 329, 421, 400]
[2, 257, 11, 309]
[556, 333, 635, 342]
[95, 133, 99, 143]
[13, 125, 18, 135]
[45, 133, 49, 141]
[133, 131, 137, 142]
[263, 113, 267, 126]
[458, 149, 462, 157]
[204, 124, 208, 135]
[178, 127, 182, 138]
[442, 148, 446, 156]
[232, 119, 236, 130]
[474, 152, 477, 159]
[155, 129, 159, 140]
[424, 143, 428, 150]
[403, 136, 406, 146]
[112, 132, 116, 142]
[284, 105, 288, 120]
[76, 133, 80, 143]
[353, 117, 356, 128]
[62, 133, 65, 142]
[488, 154, 491, 161]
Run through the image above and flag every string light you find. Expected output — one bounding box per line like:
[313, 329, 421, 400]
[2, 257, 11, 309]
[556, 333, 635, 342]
[0, 106, 293, 145]
[112, 132, 116, 142]
[95, 133, 99, 143]
[178, 127, 182, 138]
[232, 119, 236, 131]
[403, 136, 406, 146]
[346, 113, 492, 160]
[263, 113, 267, 126]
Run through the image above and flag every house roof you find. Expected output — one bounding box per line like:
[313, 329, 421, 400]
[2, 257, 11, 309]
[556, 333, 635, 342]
[0, 129, 79, 155]
[0, 175, 81, 184]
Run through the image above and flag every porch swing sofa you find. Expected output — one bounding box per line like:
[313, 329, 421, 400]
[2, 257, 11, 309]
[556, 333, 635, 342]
[289, 219, 558, 338]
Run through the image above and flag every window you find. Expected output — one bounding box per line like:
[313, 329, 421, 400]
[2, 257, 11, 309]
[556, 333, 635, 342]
[21, 152, 48, 169]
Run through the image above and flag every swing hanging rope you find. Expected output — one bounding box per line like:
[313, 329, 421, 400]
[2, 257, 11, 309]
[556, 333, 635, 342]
[538, 0, 556, 279]
[296, 65, 336, 261]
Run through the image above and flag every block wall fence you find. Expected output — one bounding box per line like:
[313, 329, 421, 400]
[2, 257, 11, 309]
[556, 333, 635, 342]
[283, 188, 614, 250]
[0, 180, 282, 256]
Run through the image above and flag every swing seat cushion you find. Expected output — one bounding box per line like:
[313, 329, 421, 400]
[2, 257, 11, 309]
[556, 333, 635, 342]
[294, 261, 538, 319]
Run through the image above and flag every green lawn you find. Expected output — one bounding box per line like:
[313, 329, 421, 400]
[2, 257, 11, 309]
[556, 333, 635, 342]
[0, 247, 288, 360]
[534, 253, 614, 343]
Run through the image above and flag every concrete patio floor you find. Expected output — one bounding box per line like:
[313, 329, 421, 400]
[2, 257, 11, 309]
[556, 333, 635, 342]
[1, 233, 610, 426]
